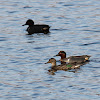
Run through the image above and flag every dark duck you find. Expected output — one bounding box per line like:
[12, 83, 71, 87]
[22, 19, 50, 35]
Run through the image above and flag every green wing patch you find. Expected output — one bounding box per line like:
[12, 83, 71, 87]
[66, 64, 72, 68]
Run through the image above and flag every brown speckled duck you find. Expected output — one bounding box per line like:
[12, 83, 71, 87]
[56, 51, 91, 64]
[45, 58, 82, 71]
[22, 19, 50, 35]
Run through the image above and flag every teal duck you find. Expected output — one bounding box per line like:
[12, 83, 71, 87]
[56, 51, 91, 64]
[45, 58, 82, 71]
[22, 19, 50, 35]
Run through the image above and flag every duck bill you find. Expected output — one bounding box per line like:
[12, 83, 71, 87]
[54, 54, 60, 57]
[22, 24, 26, 26]
[45, 61, 50, 64]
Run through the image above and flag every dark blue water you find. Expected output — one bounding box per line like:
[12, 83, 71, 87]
[0, 0, 100, 100]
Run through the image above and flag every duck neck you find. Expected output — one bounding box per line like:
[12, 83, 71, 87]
[51, 62, 56, 68]
[29, 24, 34, 27]
[60, 54, 66, 64]
[61, 54, 66, 59]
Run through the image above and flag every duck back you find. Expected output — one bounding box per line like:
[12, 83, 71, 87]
[27, 25, 50, 34]
[68, 57, 85, 63]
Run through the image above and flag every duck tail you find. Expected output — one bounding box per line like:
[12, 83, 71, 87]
[85, 55, 91, 60]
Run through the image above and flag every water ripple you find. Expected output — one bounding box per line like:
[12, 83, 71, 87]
[0, 0, 100, 100]
[80, 41, 100, 46]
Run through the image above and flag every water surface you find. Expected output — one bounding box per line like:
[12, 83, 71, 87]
[0, 0, 100, 100]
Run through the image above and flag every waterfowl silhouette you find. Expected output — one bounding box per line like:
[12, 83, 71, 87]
[45, 58, 82, 71]
[56, 51, 91, 64]
[22, 19, 50, 35]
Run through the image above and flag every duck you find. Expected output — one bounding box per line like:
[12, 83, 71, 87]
[55, 51, 91, 64]
[22, 19, 50, 35]
[45, 58, 82, 71]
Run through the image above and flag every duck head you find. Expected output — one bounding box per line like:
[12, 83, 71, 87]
[45, 58, 56, 67]
[22, 19, 34, 26]
[56, 51, 66, 59]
